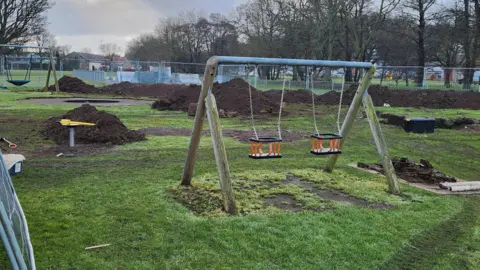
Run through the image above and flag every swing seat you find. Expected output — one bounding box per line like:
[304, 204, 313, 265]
[311, 133, 342, 155]
[7, 80, 30, 86]
[249, 137, 282, 159]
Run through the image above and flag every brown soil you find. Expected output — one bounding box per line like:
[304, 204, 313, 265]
[139, 127, 305, 142]
[51, 77, 480, 113]
[43, 104, 145, 145]
[265, 84, 480, 110]
[378, 112, 479, 129]
[151, 79, 279, 116]
[358, 157, 457, 185]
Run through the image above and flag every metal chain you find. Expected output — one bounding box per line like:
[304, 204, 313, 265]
[337, 69, 346, 134]
[311, 69, 320, 135]
[277, 68, 287, 139]
[248, 65, 259, 139]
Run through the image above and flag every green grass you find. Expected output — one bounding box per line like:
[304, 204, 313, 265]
[0, 90, 479, 269]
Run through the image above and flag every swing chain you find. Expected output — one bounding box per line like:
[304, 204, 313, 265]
[248, 65, 259, 140]
[337, 68, 346, 134]
[310, 68, 320, 135]
[277, 67, 287, 140]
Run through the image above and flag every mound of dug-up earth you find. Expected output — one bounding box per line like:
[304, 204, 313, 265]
[265, 84, 480, 110]
[48, 76, 98, 94]
[44, 104, 145, 145]
[152, 78, 280, 116]
[358, 157, 456, 185]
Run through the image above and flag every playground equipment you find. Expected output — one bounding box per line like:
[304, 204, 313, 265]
[248, 66, 286, 159]
[0, 44, 59, 92]
[56, 119, 95, 147]
[309, 69, 346, 155]
[182, 56, 401, 214]
[4, 55, 33, 86]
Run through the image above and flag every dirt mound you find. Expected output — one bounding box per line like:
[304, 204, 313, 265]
[358, 157, 456, 185]
[265, 84, 480, 109]
[152, 79, 279, 116]
[48, 76, 98, 94]
[44, 104, 145, 145]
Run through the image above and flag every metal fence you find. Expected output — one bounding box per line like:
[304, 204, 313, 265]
[2, 55, 480, 92]
[375, 66, 480, 91]
[0, 153, 35, 269]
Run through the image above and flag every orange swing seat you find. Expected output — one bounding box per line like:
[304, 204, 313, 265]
[310, 133, 342, 155]
[249, 137, 282, 159]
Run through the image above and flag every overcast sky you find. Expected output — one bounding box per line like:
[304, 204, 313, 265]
[47, 0, 246, 55]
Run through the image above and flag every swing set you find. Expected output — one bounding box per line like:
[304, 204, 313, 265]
[247, 66, 346, 159]
[0, 44, 60, 92]
[182, 56, 401, 214]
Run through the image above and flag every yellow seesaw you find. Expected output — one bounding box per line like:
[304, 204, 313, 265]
[56, 119, 96, 147]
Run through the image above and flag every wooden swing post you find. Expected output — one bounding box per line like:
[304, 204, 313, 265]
[181, 57, 219, 186]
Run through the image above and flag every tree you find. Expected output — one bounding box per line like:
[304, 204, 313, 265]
[56, 44, 71, 57]
[81, 47, 92, 54]
[34, 29, 56, 54]
[401, 0, 437, 86]
[99, 43, 122, 61]
[0, 0, 52, 47]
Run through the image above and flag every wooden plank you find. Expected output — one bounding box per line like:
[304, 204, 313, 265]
[181, 57, 219, 186]
[204, 92, 237, 214]
[85, 244, 111, 250]
[325, 65, 375, 172]
[362, 93, 401, 195]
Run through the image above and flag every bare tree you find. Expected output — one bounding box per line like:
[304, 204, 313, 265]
[34, 29, 56, 54]
[99, 42, 122, 61]
[81, 47, 92, 54]
[0, 0, 52, 47]
[401, 0, 437, 86]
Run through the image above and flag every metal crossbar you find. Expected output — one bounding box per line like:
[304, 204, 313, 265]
[214, 56, 372, 69]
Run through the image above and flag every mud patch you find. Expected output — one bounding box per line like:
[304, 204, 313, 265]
[43, 104, 145, 145]
[139, 127, 306, 142]
[378, 112, 479, 130]
[358, 157, 457, 185]
[284, 175, 391, 209]
[264, 193, 303, 212]
[20, 97, 152, 107]
[170, 186, 224, 215]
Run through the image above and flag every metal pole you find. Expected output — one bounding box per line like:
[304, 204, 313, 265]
[0, 202, 28, 270]
[69, 127, 75, 147]
[0, 218, 20, 270]
[325, 65, 375, 172]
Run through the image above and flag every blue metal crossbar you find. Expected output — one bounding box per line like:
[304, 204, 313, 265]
[214, 56, 373, 69]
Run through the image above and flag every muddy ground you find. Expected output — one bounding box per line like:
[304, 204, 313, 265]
[378, 112, 479, 130]
[358, 157, 457, 185]
[51, 77, 480, 115]
[139, 127, 305, 142]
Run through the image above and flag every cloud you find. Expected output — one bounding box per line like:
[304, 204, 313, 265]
[46, 0, 248, 54]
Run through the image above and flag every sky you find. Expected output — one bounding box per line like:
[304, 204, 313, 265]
[47, 0, 247, 55]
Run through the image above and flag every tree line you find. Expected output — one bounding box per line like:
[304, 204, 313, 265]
[126, 0, 480, 87]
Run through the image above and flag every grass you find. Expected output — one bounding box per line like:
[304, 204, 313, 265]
[0, 89, 479, 269]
